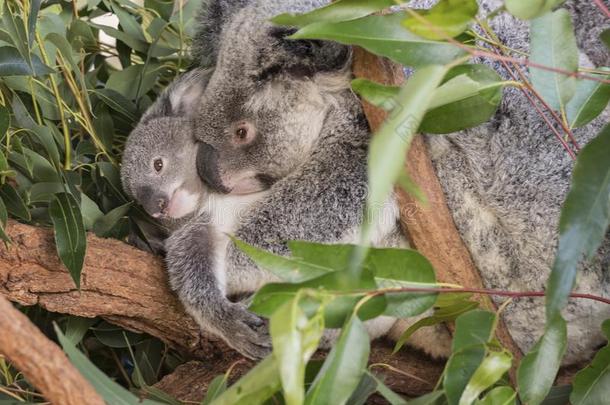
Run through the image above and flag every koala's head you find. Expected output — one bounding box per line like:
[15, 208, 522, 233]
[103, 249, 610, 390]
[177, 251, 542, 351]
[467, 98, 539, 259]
[121, 69, 209, 219]
[191, 3, 352, 194]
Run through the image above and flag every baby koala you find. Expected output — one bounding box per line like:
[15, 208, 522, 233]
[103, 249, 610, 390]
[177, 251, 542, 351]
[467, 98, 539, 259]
[121, 69, 266, 248]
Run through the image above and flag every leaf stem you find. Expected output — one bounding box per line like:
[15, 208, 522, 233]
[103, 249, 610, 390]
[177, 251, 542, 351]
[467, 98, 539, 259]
[35, 32, 71, 170]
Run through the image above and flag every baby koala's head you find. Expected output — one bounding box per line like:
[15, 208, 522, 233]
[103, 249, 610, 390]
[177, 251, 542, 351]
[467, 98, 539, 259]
[121, 68, 210, 220]
[122, 117, 204, 219]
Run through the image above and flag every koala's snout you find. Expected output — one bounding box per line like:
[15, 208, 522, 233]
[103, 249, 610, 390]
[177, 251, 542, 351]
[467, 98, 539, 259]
[196, 142, 231, 194]
[138, 186, 170, 218]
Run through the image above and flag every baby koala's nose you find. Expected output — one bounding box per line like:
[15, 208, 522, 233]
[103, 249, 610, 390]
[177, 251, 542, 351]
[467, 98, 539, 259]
[157, 197, 168, 211]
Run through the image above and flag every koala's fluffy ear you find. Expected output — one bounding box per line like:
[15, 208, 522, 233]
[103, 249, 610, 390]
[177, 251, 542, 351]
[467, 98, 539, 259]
[192, 0, 249, 67]
[257, 26, 351, 81]
[140, 69, 210, 124]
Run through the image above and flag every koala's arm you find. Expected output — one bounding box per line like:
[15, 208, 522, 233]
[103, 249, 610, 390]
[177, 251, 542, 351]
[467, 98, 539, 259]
[164, 213, 271, 359]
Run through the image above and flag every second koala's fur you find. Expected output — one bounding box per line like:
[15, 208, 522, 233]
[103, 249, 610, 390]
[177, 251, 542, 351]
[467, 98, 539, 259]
[161, 0, 452, 359]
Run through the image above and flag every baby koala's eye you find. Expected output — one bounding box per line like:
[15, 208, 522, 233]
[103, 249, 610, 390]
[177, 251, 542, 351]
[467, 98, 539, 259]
[233, 122, 256, 146]
[153, 158, 163, 172]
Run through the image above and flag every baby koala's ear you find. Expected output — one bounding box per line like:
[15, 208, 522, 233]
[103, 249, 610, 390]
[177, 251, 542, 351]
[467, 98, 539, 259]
[140, 68, 211, 124]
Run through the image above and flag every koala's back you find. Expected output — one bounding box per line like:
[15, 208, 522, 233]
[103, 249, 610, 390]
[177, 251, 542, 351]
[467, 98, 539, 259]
[426, 1, 610, 364]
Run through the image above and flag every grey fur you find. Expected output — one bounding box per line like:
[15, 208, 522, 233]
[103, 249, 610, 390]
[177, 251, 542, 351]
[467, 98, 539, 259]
[419, 0, 610, 364]
[163, 0, 426, 359]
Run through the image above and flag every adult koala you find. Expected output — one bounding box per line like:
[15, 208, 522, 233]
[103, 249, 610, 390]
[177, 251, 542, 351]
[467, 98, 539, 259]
[164, 0, 428, 359]
[414, 0, 610, 364]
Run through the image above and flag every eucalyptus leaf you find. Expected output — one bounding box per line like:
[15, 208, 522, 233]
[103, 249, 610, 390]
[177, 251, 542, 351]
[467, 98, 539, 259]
[529, 9, 578, 110]
[93, 202, 133, 238]
[546, 124, 610, 320]
[0, 183, 30, 221]
[291, 13, 466, 68]
[505, 0, 565, 20]
[517, 316, 567, 405]
[444, 310, 496, 405]
[63, 316, 96, 345]
[0, 46, 53, 76]
[209, 356, 281, 405]
[272, 0, 394, 27]
[366, 64, 447, 243]
[475, 386, 516, 405]
[0, 198, 10, 243]
[570, 319, 610, 405]
[459, 350, 512, 405]
[49, 192, 86, 288]
[271, 294, 325, 405]
[305, 316, 370, 405]
[54, 324, 165, 405]
[566, 71, 610, 129]
[403, 0, 478, 41]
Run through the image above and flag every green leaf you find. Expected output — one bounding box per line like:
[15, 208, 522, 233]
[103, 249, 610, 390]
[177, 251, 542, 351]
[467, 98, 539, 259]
[351, 78, 400, 111]
[0, 46, 54, 76]
[353, 64, 504, 134]
[475, 386, 516, 405]
[366, 64, 447, 242]
[408, 390, 446, 405]
[250, 269, 385, 327]
[517, 316, 567, 405]
[546, 124, 610, 320]
[367, 248, 437, 318]
[271, 294, 325, 405]
[394, 298, 479, 353]
[290, 13, 466, 68]
[403, 0, 478, 40]
[566, 71, 610, 129]
[210, 356, 281, 405]
[0, 198, 11, 243]
[49, 192, 86, 288]
[93, 89, 139, 121]
[106, 63, 162, 100]
[27, 0, 42, 47]
[93, 202, 133, 238]
[91, 322, 143, 348]
[0, 103, 9, 140]
[201, 374, 229, 405]
[305, 316, 370, 405]
[505, 0, 565, 20]
[540, 385, 572, 405]
[459, 350, 512, 405]
[54, 324, 164, 405]
[233, 238, 333, 282]
[570, 320, 610, 405]
[444, 310, 496, 405]
[602, 29, 610, 50]
[272, 0, 394, 27]
[529, 9, 578, 110]
[63, 316, 96, 345]
[0, 183, 30, 221]
[421, 64, 504, 134]
[364, 372, 408, 405]
[80, 194, 104, 231]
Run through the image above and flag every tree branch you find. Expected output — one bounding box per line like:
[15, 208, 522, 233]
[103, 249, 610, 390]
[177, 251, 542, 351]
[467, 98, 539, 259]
[0, 220, 444, 398]
[0, 294, 104, 405]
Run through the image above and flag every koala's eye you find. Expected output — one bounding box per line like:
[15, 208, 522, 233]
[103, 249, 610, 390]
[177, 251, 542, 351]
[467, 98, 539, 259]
[233, 122, 256, 146]
[153, 159, 163, 172]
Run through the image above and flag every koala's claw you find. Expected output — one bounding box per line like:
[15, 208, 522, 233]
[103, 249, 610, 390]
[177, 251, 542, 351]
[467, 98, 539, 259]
[220, 303, 271, 360]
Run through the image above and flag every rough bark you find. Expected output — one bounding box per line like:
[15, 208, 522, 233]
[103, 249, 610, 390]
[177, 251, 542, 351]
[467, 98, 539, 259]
[0, 294, 105, 405]
[0, 220, 444, 398]
[351, 48, 524, 366]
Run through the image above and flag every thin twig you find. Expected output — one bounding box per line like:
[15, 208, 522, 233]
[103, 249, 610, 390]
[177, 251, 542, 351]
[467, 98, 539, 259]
[366, 286, 610, 305]
[404, 8, 610, 85]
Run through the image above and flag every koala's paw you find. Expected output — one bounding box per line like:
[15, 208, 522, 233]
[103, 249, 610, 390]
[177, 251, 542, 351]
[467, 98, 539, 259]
[218, 303, 271, 360]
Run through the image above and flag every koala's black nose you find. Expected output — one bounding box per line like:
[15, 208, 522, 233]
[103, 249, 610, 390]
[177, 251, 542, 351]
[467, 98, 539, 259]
[196, 142, 231, 194]
[137, 186, 169, 217]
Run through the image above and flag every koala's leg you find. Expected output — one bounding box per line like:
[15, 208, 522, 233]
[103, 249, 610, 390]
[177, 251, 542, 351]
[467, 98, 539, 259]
[165, 214, 271, 359]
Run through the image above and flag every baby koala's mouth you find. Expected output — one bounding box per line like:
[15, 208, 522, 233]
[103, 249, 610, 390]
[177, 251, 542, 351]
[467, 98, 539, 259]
[152, 186, 200, 219]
